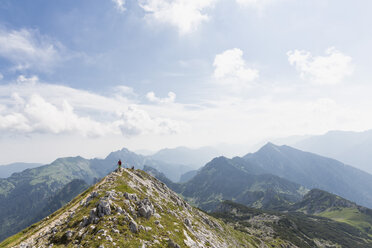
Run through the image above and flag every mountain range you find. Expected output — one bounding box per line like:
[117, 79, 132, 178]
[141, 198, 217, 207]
[151, 143, 372, 212]
[3, 168, 372, 248]
[242, 143, 372, 208]
[2, 142, 372, 243]
[285, 129, 372, 174]
[0, 163, 42, 178]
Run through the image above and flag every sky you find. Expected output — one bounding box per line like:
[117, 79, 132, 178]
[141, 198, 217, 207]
[1, 0, 372, 164]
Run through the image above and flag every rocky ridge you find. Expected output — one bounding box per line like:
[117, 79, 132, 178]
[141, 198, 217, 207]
[4, 168, 259, 248]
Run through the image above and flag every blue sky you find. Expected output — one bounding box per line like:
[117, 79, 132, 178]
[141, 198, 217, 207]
[1, 0, 372, 163]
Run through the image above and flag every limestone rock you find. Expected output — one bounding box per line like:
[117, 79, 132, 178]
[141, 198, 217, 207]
[129, 220, 138, 233]
[168, 239, 181, 248]
[97, 199, 111, 217]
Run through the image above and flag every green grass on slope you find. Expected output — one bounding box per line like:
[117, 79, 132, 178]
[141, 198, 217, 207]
[0, 182, 98, 248]
[318, 208, 372, 236]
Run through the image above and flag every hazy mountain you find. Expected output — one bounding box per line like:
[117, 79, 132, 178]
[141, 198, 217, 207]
[149, 146, 221, 169]
[178, 156, 307, 211]
[290, 130, 372, 174]
[102, 147, 195, 182]
[0, 163, 42, 178]
[179, 170, 198, 183]
[243, 143, 372, 208]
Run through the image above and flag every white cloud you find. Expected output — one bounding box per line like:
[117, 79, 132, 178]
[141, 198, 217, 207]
[213, 48, 259, 86]
[146, 91, 176, 104]
[0, 76, 181, 137]
[0, 28, 64, 72]
[138, 0, 216, 34]
[287, 47, 354, 85]
[236, 0, 280, 9]
[0, 73, 3, 80]
[112, 0, 126, 12]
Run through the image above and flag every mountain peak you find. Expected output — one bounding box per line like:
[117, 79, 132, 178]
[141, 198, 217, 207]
[4, 169, 256, 247]
[256, 142, 281, 153]
[289, 188, 359, 214]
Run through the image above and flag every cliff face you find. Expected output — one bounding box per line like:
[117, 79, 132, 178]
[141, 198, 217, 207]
[3, 168, 259, 248]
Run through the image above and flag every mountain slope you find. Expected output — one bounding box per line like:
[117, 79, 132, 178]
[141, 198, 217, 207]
[288, 189, 372, 236]
[0, 157, 98, 241]
[0, 163, 42, 178]
[213, 201, 372, 248]
[1, 169, 264, 248]
[243, 143, 372, 208]
[292, 130, 372, 174]
[178, 156, 307, 211]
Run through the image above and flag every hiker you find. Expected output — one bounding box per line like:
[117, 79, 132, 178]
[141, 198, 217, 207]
[118, 159, 122, 170]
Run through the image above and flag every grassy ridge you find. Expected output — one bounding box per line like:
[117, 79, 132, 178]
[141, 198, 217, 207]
[318, 208, 372, 236]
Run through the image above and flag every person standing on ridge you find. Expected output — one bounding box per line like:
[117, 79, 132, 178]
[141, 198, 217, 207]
[118, 159, 122, 170]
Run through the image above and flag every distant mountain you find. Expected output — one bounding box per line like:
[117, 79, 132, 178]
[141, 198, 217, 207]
[0, 163, 42, 178]
[243, 143, 372, 208]
[0, 156, 98, 241]
[291, 130, 372, 174]
[102, 147, 194, 182]
[287, 189, 372, 236]
[177, 156, 307, 211]
[149, 146, 220, 169]
[212, 201, 372, 248]
[179, 169, 198, 183]
[288, 188, 360, 214]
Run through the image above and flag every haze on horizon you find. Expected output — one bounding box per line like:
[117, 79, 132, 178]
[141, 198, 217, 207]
[1, 0, 372, 164]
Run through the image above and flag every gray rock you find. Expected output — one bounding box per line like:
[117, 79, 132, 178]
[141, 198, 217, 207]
[106, 235, 113, 242]
[153, 213, 161, 219]
[106, 190, 118, 201]
[97, 229, 107, 235]
[82, 191, 99, 206]
[116, 206, 125, 215]
[80, 216, 89, 227]
[65, 230, 73, 240]
[168, 239, 181, 248]
[138, 205, 153, 219]
[89, 208, 99, 224]
[19, 243, 31, 248]
[97, 199, 111, 217]
[124, 192, 138, 201]
[129, 220, 138, 233]
[184, 218, 192, 227]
